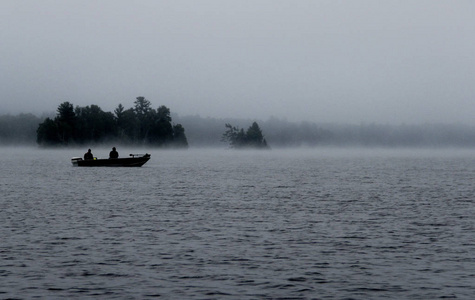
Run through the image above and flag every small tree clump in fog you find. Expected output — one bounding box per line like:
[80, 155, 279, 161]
[221, 122, 269, 149]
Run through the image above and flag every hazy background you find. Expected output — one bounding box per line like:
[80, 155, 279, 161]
[1, 0, 474, 125]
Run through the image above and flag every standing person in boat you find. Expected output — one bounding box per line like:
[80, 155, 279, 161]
[84, 149, 94, 160]
[109, 147, 119, 159]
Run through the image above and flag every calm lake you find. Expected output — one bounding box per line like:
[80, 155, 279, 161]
[1, 147, 474, 299]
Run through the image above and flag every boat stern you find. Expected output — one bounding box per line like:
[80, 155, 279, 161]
[71, 157, 82, 166]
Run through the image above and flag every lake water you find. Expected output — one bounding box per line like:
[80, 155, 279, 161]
[1, 147, 474, 299]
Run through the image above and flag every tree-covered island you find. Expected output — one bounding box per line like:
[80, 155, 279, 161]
[36, 97, 188, 147]
[221, 122, 269, 149]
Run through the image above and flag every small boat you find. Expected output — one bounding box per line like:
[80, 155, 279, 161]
[71, 153, 151, 167]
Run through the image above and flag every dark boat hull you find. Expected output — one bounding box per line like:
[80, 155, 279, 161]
[71, 154, 151, 167]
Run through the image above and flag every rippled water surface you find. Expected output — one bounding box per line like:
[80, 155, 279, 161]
[1, 147, 474, 299]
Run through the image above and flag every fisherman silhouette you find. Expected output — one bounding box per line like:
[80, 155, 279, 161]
[109, 147, 119, 159]
[84, 149, 93, 160]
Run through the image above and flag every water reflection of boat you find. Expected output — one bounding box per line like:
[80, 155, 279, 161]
[71, 153, 151, 167]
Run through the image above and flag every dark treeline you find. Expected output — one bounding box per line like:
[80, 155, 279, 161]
[1, 110, 475, 148]
[36, 97, 188, 147]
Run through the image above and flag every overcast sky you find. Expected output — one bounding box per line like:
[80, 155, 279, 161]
[1, 0, 474, 124]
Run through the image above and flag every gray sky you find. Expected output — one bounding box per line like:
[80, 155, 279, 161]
[1, 0, 474, 124]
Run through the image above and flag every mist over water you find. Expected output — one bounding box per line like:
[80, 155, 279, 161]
[1, 147, 474, 299]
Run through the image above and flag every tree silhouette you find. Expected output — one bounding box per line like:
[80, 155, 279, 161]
[134, 97, 153, 142]
[74, 105, 116, 143]
[36, 118, 60, 145]
[36, 98, 188, 147]
[246, 122, 268, 148]
[222, 122, 269, 149]
[172, 124, 188, 147]
[55, 101, 76, 144]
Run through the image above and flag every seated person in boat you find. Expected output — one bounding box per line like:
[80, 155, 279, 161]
[84, 149, 94, 160]
[109, 147, 119, 159]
